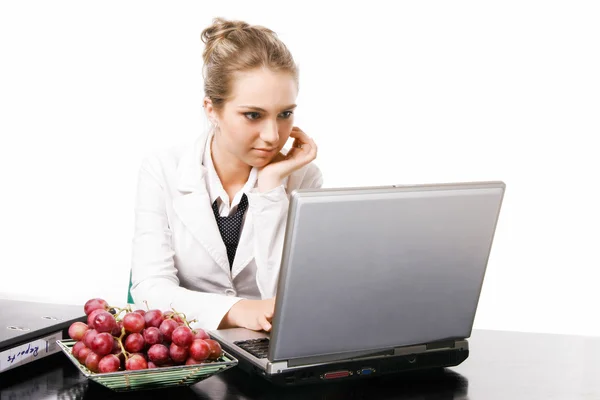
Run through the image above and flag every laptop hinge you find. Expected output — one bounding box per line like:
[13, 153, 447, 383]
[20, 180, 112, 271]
[272, 340, 469, 371]
[285, 348, 395, 368]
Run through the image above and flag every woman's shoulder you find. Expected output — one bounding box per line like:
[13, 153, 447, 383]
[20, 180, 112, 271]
[139, 136, 202, 176]
[141, 144, 186, 170]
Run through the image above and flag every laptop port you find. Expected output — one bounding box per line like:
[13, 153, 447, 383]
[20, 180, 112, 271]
[358, 367, 375, 375]
[322, 370, 352, 380]
[298, 371, 314, 380]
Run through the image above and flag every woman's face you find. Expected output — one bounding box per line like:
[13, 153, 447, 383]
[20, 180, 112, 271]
[207, 68, 298, 168]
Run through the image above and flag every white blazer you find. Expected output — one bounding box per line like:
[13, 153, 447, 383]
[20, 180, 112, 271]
[130, 130, 323, 330]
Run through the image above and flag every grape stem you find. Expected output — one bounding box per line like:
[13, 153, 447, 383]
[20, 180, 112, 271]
[116, 326, 130, 361]
[107, 305, 133, 322]
[169, 307, 195, 329]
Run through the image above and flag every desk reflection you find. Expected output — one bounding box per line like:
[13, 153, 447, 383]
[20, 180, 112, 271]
[0, 353, 469, 400]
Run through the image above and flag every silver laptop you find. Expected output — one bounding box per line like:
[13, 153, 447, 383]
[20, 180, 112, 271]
[210, 181, 505, 385]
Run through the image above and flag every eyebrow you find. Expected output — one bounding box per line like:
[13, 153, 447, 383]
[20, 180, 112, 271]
[237, 104, 297, 112]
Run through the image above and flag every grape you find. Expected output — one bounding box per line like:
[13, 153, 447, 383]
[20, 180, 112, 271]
[111, 338, 121, 354]
[185, 357, 202, 365]
[189, 339, 210, 361]
[125, 354, 148, 370]
[93, 311, 117, 333]
[142, 327, 163, 346]
[87, 309, 104, 329]
[72, 341, 86, 358]
[73, 298, 225, 374]
[84, 298, 108, 315]
[83, 329, 98, 348]
[122, 312, 145, 333]
[68, 322, 89, 341]
[91, 332, 114, 357]
[147, 344, 169, 365]
[163, 311, 184, 324]
[192, 328, 209, 340]
[159, 319, 179, 342]
[169, 343, 188, 364]
[162, 359, 176, 367]
[111, 320, 123, 336]
[85, 352, 101, 373]
[131, 352, 147, 360]
[144, 310, 164, 328]
[124, 333, 145, 353]
[204, 339, 223, 360]
[171, 326, 193, 347]
[98, 354, 120, 373]
[77, 347, 92, 364]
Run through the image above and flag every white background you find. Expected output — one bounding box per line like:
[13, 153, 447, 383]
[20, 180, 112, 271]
[0, 1, 598, 337]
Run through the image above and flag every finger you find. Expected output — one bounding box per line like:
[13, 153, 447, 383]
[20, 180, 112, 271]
[291, 137, 301, 149]
[299, 137, 316, 160]
[293, 137, 313, 153]
[285, 146, 299, 159]
[272, 152, 286, 163]
[289, 128, 311, 145]
[290, 135, 307, 149]
[307, 137, 317, 154]
[258, 314, 272, 332]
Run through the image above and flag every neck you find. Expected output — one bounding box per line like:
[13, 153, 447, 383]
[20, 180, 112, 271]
[210, 133, 251, 188]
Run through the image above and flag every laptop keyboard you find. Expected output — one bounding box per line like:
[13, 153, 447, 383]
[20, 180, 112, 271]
[234, 338, 270, 359]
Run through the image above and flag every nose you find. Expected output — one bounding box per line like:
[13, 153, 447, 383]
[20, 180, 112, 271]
[260, 119, 279, 144]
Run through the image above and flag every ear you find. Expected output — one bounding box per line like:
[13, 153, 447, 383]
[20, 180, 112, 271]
[203, 97, 218, 125]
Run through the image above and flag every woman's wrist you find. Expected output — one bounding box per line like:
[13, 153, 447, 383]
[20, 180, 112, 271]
[218, 299, 247, 329]
[257, 173, 283, 193]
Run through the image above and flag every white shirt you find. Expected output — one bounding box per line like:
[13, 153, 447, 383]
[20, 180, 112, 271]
[129, 129, 324, 330]
[203, 130, 258, 217]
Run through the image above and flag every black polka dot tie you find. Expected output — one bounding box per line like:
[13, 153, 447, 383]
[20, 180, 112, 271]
[211, 193, 249, 269]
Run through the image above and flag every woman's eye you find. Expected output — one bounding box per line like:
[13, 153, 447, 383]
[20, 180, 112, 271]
[279, 111, 294, 119]
[244, 112, 261, 120]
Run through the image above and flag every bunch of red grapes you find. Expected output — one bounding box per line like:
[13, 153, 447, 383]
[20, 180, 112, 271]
[67, 298, 223, 373]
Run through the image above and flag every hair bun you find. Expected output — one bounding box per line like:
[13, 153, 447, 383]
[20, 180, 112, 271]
[201, 17, 250, 46]
[200, 17, 297, 110]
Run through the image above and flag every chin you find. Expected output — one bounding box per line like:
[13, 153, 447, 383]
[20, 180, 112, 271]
[245, 152, 278, 168]
[249, 158, 271, 168]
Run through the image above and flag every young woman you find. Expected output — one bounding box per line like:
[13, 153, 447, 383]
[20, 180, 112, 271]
[130, 18, 322, 333]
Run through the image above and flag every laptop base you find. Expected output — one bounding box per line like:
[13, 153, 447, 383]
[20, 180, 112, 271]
[234, 347, 469, 386]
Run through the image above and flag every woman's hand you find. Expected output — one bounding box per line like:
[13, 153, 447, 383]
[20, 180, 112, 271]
[257, 127, 317, 192]
[219, 298, 276, 332]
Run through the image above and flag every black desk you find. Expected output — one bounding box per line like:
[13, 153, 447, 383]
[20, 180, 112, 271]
[1, 329, 598, 399]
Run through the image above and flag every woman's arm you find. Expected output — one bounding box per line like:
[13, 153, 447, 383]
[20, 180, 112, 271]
[130, 157, 242, 331]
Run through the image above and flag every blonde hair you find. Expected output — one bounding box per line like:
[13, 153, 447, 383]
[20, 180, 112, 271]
[201, 17, 298, 111]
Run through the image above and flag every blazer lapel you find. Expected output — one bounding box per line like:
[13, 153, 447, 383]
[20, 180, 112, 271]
[172, 133, 230, 275]
[231, 210, 255, 279]
[173, 192, 230, 274]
